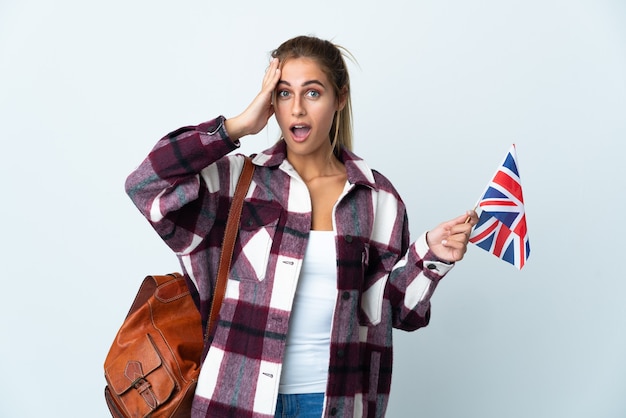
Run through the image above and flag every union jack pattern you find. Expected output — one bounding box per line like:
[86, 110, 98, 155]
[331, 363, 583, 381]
[469, 144, 530, 269]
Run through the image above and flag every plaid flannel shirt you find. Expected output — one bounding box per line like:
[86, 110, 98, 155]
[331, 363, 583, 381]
[125, 116, 455, 418]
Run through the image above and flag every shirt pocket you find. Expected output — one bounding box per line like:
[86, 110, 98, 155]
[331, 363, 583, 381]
[231, 201, 281, 282]
[357, 243, 388, 326]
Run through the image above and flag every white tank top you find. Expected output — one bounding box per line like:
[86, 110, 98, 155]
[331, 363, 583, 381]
[279, 230, 338, 394]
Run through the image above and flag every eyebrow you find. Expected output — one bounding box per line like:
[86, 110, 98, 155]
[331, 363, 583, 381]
[278, 79, 326, 88]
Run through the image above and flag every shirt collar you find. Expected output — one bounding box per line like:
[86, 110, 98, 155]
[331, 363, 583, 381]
[251, 140, 378, 190]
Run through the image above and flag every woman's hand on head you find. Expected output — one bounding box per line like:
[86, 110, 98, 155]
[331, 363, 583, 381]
[426, 210, 479, 263]
[225, 58, 281, 141]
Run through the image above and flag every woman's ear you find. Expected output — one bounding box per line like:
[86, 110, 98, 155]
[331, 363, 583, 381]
[336, 86, 348, 111]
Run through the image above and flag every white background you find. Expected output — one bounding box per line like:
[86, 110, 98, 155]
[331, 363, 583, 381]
[1, 0, 625, 417]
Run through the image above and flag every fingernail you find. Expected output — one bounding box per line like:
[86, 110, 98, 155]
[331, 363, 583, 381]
[441, 239, 448, 246]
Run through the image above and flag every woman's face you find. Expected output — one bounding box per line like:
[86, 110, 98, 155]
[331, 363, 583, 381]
[274, 57, 343, 160]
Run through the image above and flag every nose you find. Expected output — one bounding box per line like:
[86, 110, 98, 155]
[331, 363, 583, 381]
[291, 96, 305, 116]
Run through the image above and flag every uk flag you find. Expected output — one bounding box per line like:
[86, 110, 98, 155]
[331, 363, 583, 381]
[469, 144, 530, 269]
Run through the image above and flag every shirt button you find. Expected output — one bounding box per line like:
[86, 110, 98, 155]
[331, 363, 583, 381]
[427, 263, 437, 270]
[342, 291, 350, 300]
[337, 349, 345, 358]
[330, 407, 338, 415]
[344, 235, 353, 243]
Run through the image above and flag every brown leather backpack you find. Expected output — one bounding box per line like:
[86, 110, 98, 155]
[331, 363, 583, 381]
[104, 273, 202, 417]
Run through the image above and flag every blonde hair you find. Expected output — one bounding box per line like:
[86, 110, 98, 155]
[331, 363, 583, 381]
[271, 36, 354, 157]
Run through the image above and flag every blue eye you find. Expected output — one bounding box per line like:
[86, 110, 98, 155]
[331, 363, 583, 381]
[277, 90, 290, 98]
[306, 90, 320, 98]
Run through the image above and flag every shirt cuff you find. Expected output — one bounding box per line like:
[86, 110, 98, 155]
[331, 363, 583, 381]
[198, 116, 241, 148]
[415, 231, 455, 276]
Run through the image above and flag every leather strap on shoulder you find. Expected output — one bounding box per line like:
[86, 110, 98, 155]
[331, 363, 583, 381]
[206, 157, 255, 338]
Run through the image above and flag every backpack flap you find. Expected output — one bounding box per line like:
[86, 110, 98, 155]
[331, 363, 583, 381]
[105, 334, 175, 416]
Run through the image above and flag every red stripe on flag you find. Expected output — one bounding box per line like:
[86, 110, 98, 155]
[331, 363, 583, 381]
[480, 199, 518, 207]
[469, 219, 498, 243]
[492, 224, 511, 257]
[493, 171, 524, 203]
[513, 213, 527, 237]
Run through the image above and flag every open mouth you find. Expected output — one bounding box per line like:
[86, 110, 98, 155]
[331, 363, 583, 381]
[290, 124, 311, 140]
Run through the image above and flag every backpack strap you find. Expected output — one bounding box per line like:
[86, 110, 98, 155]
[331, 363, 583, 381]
[206, 157, 255, 339]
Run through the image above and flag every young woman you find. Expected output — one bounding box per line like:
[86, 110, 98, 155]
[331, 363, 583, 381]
[126, 35, 478, 418]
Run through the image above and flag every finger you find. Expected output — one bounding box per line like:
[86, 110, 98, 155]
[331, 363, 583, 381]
[263, 58, 278, 76]
[448, 236, 470, 249]
[443, 226, 469, 241]
[262, 58, 280, 89]
[269, 65, 281, 89]
[435, 218, 463, 239]
[261, 60, 274, 88]
[441, 236, 467, 254]
[464, 210, 479, 225]
[443, 211, 475, 229]
[449, 223, 474, 237]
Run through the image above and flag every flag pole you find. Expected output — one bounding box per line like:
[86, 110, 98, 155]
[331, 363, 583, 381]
[465, 205, 479, 224]
[465, 196, 483, 224]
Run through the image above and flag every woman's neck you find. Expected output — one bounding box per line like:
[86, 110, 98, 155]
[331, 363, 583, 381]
[286, 151, 347, 231]
[287, 151, 345, 183]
